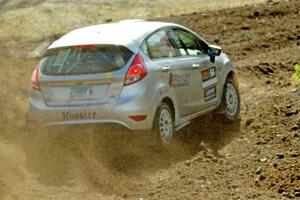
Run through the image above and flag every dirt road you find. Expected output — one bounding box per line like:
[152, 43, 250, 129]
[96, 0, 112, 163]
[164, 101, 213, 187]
[0, 0, 299, 199]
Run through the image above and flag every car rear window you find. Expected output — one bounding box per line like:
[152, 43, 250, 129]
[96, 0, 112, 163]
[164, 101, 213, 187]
[41, 45, 133, 75]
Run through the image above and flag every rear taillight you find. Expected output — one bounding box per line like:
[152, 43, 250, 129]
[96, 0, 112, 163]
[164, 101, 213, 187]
[124, 54, 147, 86]
[31, 63, 40, 90]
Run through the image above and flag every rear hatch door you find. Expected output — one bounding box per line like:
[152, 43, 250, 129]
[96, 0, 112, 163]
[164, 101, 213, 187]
[38, 44, 133, 106]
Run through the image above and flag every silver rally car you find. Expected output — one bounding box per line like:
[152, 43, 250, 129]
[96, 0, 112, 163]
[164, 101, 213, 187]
[28, 19, 240, 145]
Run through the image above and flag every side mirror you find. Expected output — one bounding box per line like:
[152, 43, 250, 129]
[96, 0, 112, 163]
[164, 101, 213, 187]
[208, 45, 222, 63]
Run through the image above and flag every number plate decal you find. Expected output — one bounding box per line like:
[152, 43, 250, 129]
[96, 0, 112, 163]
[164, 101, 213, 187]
[70, 86, 93, 99]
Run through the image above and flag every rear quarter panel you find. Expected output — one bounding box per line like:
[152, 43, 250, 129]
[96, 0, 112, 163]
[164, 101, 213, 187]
[140, 51, 180, 126]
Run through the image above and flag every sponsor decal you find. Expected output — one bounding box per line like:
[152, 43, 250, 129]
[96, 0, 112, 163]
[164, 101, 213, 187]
[201, 66, 216, 82]
[204, 86, 216, 101]
[169, 73, 191, 88]
[62, 111, 96, 121]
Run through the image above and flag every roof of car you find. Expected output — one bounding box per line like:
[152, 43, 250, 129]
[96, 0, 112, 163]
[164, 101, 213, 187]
[48, 20, 178, 52]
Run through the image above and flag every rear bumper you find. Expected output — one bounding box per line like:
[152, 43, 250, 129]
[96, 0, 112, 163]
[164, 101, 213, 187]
[28, 85, 158, 130]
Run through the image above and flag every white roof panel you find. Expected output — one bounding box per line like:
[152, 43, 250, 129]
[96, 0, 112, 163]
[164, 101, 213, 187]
[48, 21, 175, 52]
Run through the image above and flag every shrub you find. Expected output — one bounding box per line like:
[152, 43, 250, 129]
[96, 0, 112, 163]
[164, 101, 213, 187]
[291, 64, 300, 87]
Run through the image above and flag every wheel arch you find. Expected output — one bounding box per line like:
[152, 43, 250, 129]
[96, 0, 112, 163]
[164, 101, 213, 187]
[220, 70, 239, 96]
[226, 70, 239, 87]
[221, 59, 238, 88]
[217, 67, 239, 108]
[161, 97, 175, 120]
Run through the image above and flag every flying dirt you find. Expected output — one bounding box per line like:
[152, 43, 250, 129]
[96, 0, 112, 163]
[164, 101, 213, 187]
[0, 0, 299, 199]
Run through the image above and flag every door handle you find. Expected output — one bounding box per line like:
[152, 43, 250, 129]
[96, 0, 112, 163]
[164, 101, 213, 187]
[192, 63, 200, 70]
[162, 66, 170, 72]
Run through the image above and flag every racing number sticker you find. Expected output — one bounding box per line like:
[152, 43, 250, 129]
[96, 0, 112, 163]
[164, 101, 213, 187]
[209, 67, 216, 78]
[201, 66, 216, 82]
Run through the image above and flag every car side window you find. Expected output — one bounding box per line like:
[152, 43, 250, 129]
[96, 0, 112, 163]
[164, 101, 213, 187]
[170, 29, 207, 57]
[142, 30, 177, 59]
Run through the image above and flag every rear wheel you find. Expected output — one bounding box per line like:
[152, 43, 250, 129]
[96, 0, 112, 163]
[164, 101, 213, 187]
[214, 77, 240, 122]
[151, 103, 174, 146]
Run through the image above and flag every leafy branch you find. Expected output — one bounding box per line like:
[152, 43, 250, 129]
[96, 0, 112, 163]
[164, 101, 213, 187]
[291, 64, 300, 87]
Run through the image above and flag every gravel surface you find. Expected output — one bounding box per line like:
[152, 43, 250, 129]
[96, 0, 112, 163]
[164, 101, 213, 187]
[0, 0, 299, 199]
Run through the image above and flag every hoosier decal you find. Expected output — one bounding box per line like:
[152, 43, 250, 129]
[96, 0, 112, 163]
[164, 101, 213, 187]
[62, 111, 96, 121]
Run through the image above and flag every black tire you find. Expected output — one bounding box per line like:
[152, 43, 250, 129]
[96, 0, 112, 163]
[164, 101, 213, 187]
[151, 102, 175, 146]
[214, 76, 240, 123]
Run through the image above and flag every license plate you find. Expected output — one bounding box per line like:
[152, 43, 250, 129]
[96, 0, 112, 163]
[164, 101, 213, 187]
[70, 86, 93, 99]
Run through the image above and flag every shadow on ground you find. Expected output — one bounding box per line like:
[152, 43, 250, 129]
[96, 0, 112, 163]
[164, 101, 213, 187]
[178, 114, 242, 157]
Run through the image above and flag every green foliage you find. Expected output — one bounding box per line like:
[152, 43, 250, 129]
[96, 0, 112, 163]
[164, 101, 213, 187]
[291, 64, 300, 86]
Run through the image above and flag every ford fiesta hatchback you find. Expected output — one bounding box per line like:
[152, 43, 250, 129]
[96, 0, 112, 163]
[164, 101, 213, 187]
[28, 19, 240, 145]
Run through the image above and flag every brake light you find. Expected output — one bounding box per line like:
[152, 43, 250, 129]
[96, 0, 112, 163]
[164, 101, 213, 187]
[74, 44, 96, 48]
[31, 63, 40, 90]
[124, 54, 147, 85]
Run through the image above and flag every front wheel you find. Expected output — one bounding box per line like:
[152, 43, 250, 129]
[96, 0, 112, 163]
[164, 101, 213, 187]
[151, 102, 174, 146]
[214, 77, 240, 122]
